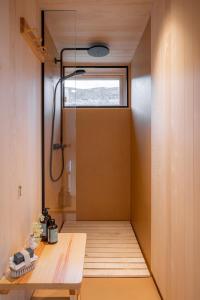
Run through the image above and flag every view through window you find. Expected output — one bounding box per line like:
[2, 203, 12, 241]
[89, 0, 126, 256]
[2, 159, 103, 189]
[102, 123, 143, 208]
[64, 67, 128, 107]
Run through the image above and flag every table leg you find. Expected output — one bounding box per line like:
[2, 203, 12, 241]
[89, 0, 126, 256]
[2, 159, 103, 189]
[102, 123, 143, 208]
[69, 289, 78, 300]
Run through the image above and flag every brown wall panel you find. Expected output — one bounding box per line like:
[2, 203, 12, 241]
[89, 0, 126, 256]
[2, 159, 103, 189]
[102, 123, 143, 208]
[130, 21, 151, 265]
[76, 108, 131, 220]
[0, 1, 41, 299]
[151, 0, 200, 299]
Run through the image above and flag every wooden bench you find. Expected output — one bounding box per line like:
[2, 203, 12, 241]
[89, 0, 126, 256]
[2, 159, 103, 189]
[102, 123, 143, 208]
[0, 233, 86, 300]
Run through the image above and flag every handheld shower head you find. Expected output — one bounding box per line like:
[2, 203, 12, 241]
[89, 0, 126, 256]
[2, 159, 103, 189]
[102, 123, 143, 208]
[62, 69, 86, 81]
[73, 69, 86, 76]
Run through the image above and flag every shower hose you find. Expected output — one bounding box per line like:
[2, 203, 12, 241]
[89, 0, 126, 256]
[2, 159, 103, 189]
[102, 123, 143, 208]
[49, 79, 65, 182]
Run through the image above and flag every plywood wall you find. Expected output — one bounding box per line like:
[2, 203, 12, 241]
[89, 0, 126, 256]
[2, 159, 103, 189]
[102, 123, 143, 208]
[130, 20, 151, 265]
[0, 0, 41, 299]
[151, 0, 200, 299]
[74, 108, 131, 220]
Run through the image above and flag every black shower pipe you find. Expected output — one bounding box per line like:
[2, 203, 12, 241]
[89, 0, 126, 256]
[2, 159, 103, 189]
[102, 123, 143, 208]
[55, 47, 90, 64]
[57, 47, 91, 146]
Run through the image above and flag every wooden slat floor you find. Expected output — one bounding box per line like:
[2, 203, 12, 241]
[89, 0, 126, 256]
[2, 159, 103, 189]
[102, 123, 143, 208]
[61, 221, 150, 278]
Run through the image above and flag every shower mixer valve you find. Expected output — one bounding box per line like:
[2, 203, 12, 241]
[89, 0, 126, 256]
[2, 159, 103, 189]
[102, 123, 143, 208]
[53, 144, 66, 150]
[53, 143, 68, 150]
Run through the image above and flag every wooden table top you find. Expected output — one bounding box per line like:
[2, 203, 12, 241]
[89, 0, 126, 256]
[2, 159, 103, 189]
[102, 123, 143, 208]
[0, 233, 87, 291]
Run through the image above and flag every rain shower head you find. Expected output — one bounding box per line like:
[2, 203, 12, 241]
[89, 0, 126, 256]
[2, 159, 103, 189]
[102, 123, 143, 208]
[87, 44, 110, 57]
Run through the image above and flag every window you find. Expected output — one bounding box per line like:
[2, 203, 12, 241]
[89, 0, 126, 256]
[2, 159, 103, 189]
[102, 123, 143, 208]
[63, 67, 128, 107]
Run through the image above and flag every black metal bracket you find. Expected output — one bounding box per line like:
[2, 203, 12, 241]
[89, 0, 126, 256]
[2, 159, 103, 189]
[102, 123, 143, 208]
[54, 57, 61, 64]
[55, 48, 89, 65]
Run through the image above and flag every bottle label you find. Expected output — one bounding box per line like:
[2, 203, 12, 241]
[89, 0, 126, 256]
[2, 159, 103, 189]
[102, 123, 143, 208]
[41, 223, 47, 237]
[40, 214, 45, 222]
[48, 228, 58, 243]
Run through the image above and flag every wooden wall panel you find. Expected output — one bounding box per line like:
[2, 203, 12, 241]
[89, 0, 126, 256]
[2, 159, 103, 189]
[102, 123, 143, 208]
[151, 0, 200, 299]
[0, 0, 41, 299]
[151, 1, 171, 297]
[75, 108, 131, 220]
[130, 20, 151, 265]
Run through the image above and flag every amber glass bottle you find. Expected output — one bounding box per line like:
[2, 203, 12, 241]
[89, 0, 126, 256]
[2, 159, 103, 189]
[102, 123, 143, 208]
[40, 208, 51, 241]
[48, 219, 58, 244]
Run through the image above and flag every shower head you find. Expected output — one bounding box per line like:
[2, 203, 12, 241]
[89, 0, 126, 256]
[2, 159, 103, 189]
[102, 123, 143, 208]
[87, 44, 110, 57]
[61, 69, 86, 81]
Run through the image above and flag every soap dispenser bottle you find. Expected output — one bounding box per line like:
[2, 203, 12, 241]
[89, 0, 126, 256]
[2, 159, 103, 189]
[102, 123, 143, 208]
[40, 208, 51, 241]
[48, 219, 58, 244]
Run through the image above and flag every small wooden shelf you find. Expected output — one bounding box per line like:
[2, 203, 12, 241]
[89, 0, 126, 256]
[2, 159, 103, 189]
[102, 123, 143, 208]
[0, 233, 86, 297]
[20, 17, 47, 62]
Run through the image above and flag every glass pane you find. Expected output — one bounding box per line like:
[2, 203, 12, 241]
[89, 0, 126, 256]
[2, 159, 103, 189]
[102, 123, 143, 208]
[64, 67, 127, 107]
[64, 79, 120, 106]
[44, 11, 77, 216]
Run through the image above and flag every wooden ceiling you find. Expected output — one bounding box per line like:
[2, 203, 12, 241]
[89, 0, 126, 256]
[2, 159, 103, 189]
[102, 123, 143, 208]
[39, 0, 153, 64]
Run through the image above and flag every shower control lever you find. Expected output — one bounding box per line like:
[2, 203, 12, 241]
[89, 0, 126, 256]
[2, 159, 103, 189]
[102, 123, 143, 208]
[53, 143, 70, 150]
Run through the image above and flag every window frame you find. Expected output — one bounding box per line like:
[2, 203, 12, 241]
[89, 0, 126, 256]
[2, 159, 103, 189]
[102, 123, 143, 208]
[63, 65, 129, 108]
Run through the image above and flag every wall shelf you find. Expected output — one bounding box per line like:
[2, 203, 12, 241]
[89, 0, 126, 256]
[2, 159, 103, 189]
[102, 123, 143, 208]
[20, 17, 47, 63]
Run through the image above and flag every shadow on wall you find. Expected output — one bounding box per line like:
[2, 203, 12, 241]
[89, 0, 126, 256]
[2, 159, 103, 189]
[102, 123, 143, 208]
[130, 20, 151, 265]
